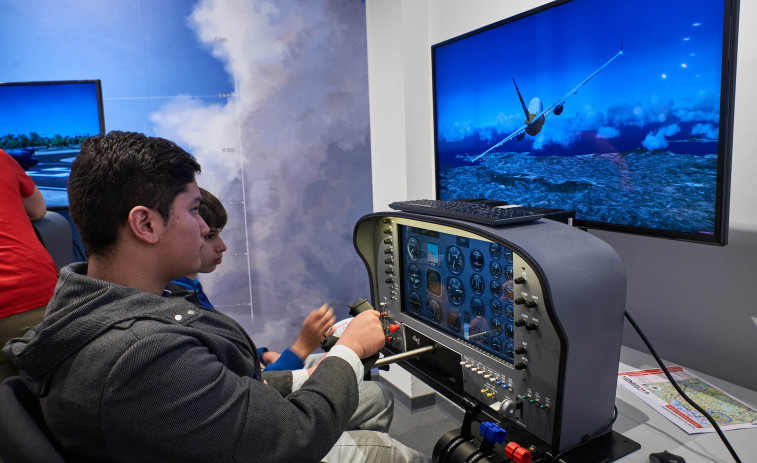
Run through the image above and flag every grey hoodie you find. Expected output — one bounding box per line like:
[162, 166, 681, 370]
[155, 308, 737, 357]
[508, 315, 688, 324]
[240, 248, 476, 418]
[4, 263, 358, 463]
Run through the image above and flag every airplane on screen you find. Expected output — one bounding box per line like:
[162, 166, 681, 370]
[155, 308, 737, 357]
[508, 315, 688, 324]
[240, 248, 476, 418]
[467, 45, 623, 163]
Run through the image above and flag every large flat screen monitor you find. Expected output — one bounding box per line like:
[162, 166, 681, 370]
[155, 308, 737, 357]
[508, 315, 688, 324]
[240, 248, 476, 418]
[0, 80, 105, 193]
[433, 0, 739, 245]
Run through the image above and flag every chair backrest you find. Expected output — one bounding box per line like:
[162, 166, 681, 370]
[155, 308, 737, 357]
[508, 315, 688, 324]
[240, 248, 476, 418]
[0, 375, 67, 463]
[32, 210, 74, 269]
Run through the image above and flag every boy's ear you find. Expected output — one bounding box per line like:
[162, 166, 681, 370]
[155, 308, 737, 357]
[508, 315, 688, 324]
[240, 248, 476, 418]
[127, 206, 162, 244]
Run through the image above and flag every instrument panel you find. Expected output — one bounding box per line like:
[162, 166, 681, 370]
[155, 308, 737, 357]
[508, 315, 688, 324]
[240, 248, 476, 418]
[400, 224, 518, 363]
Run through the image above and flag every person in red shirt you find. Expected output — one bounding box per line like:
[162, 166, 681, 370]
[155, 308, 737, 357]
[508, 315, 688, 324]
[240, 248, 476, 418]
[0, 148, 58, 381]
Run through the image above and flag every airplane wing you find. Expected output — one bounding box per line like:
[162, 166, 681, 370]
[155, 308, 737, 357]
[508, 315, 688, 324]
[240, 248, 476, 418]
[467, 123, 528, 162]
[536, 49, 623, 123]
[469, 47, 623, 163]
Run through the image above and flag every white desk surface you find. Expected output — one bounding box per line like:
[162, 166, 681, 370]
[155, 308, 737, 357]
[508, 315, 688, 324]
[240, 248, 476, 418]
[615, 346, 756, 462]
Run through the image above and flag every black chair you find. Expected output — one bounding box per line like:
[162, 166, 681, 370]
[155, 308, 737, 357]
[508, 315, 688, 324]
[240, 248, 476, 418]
[32, 210, 74, 270]
[0, 375, 66, 463]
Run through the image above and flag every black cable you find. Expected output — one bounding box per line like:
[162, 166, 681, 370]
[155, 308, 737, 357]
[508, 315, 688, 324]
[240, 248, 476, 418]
[624, 310, 742, 463]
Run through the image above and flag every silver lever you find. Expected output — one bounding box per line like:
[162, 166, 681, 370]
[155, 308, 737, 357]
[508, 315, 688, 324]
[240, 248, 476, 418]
[373, 345, 436, 368]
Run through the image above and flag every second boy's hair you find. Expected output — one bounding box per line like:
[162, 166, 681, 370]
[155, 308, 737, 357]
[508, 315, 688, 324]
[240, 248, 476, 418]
[68, 131, 201, 257]
[198, 188, 227, 230]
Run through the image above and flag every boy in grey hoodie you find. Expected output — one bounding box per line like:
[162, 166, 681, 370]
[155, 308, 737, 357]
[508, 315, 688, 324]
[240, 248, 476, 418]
[3, 131, 427, 463]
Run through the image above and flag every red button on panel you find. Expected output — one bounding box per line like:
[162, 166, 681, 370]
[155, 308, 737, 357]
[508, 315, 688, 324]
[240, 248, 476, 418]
[513, 446, 531, 463]
[504, 442, 519, 459]
[504, 442, 531, 463]
[388, 324, 400, 333]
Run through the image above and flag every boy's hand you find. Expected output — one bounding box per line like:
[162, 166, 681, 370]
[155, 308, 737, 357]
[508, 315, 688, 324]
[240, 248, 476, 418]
[289, 303, 336, 361]
[261, 351, 281, 366]
[335, 310, 384, 359]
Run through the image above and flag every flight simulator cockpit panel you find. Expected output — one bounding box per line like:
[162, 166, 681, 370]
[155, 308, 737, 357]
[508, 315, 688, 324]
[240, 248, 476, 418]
[353, 212, 632, 459]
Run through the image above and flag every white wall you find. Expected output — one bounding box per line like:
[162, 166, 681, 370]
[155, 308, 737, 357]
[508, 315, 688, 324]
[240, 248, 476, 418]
[366, 0, 757, 389]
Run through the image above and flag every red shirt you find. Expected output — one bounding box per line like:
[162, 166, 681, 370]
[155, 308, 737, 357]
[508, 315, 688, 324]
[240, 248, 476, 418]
[0, 149, 58, 317]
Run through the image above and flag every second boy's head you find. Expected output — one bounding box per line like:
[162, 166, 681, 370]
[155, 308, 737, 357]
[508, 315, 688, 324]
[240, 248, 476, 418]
[198, 188, 228, 274]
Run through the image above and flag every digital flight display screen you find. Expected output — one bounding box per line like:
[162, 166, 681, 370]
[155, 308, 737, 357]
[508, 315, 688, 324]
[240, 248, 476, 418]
[399, 225, 516, 362]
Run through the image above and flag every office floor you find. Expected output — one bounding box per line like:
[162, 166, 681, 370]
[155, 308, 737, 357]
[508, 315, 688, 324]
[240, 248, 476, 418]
[388, 394, 462, 458]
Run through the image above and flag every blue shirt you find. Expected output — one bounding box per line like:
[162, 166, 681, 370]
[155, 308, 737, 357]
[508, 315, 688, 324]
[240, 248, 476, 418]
[171, 277, 213, 309]
[258, 347, 305, 371]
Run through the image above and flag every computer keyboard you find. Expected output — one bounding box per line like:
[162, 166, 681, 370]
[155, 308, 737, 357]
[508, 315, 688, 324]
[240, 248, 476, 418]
[388, 199, 544, 227]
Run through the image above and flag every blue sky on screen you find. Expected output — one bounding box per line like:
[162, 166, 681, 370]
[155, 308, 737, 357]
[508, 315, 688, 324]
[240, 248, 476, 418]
[0, 0, 232, 136]
[0, 83, 101, 138]
[434, 0, 725, 148]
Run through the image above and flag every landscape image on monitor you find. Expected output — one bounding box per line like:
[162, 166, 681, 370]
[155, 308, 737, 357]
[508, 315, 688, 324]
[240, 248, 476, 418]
[434, 0, 734, 241]
[0, 81, 103, 190]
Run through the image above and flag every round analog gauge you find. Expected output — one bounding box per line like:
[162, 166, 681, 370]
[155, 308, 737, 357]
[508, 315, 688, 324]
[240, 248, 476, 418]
[505, 341, 514, 358]
[489, 243, 502, 260]
[490, 299, 502, 316]
[504, 283, 514, 300]
[491, 317, 503, 334]
[471, 273, 485, 294]
[428, 299, 442, 323]
[490, 280, 502, 298]
[426, 269, 442, 296]
[491, 337, 502, 353]
[505, 322, 514, 339]
[490, 261, 502, 279]
[408, 263, 421, 288]
[445, 245, 464, 274]
[505, 248, 513, 260]
[409, 291, 422, 314]
[407, 236, 421, 260]
[470, 249, 484, 271]
[506, 264, 514, 280]
[447, 277, 465, 305]
[471, 297, 485, 317]
[505, 303, 514, 320]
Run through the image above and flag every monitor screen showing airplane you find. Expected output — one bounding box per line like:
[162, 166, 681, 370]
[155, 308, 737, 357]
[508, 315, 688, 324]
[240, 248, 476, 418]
[432, 0, 737, 245]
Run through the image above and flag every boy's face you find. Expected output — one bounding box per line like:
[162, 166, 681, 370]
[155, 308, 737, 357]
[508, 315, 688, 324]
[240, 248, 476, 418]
[199, 228, 227, 274]
[160, 180, 210, 279]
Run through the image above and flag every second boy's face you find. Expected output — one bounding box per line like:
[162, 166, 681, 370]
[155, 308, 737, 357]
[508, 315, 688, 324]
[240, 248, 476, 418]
[199, 229, 227, 274]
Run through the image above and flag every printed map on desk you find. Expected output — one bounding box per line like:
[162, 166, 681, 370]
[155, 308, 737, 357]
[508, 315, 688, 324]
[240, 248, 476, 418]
[618, 366, 757, 434]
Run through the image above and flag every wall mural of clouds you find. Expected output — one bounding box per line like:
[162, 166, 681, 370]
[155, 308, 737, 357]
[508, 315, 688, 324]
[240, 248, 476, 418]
[1, 0, 373, 353]
[153, 0, 374, 350]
